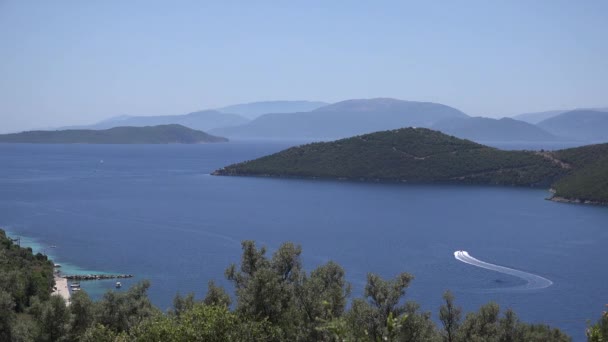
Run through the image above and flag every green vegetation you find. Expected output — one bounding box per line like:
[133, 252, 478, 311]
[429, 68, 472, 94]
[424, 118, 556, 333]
[0, 124, 228, 144]
[3, 230, 595, 341]
[0, 231, 54, 341]
[214, 128, 608, 204]
[0, 231, 55, 313]
[551, 144, 608, 203]
[214, 128, 564, 186]
[587, 305, 608, 342]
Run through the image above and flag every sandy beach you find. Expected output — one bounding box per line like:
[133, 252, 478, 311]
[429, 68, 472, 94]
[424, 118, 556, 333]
[52, 274, 71, 305]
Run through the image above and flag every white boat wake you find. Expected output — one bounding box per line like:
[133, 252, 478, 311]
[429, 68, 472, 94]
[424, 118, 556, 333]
[454, 250, 553, 290]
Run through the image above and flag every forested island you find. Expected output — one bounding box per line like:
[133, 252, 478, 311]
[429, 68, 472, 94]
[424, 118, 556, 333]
[3, 229, 608, 341]
[0, 124, 228, 144]
[213, 128, 608, 205]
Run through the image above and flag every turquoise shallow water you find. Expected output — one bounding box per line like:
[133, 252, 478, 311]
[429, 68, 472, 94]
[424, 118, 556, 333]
[4, 230, 123, 297]
[1, 141, 607, 341]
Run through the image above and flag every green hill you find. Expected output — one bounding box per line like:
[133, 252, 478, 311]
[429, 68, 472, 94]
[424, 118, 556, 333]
[213, 128, 608, 204]
[214, 128, 563, 186]
[0, 124, 228, 144]
[551, 144, 608, 203]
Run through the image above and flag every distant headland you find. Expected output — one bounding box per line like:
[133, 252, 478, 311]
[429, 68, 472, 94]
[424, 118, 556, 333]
[0, 124, 228, 144]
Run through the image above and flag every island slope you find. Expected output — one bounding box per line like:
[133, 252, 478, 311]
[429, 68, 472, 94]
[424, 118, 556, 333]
[551, 143, 608, 203]
[213, 128, 608, 204]
[214, 128, 564, 186]
[0, 124, 228, 144]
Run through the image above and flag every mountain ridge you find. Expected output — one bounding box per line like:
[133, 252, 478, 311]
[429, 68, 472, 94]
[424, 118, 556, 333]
[211, 98, 469, 139]
[513, 107, 608, 124]
[538, 109, 608, 142]
[60, 110, 249, 132]
[431, 117, 560, 142]
[217, 100, 328, 119]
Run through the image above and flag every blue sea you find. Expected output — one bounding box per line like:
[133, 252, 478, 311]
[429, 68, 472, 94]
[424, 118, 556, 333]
[1, 141, 606, 341]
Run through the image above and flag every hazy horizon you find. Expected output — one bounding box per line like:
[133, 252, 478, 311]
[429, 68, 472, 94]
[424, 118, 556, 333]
[2, 1, 607, 133]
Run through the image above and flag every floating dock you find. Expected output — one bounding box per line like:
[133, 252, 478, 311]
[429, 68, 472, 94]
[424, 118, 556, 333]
[63, 274, 133, 281]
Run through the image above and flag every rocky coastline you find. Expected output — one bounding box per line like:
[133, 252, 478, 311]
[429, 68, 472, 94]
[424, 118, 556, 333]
[548, 196, 608, 206]
[547, 188, 608, 206]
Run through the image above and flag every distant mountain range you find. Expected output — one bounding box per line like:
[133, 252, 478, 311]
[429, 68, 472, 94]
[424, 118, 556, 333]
[61, 110, 249, 132]
[431, 117, 559, 142]
[0, 124, 227, 144]
[42, 99, 608, 144]
[511, 110, 569, 124]
[210, 98, 469, 140]
[513, 107, 608, 124]
[537, 110, 608, 142]
[216, 100, 328, 119]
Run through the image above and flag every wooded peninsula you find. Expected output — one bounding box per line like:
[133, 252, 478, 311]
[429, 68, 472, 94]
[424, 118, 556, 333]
[214, 128, 608, 205]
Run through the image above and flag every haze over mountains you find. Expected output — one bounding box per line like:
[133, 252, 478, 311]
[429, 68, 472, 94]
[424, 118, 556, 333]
[210, 98, 469, 140]
[431, 117, 559, 142]
[512, 110, 569, 124]
[58, 101, 329, 132]
[513, 107, 608, 124]
[61, 110, 249, 132]
[46, 98, 608, 144]
[537, 110, 608, 142]
[216, 100, 328, 119]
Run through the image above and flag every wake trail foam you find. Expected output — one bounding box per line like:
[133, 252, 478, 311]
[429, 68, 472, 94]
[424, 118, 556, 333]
[454, 251, 552, 290]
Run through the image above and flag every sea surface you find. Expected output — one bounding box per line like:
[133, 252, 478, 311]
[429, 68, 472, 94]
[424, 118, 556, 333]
[1, 141, 606, 341]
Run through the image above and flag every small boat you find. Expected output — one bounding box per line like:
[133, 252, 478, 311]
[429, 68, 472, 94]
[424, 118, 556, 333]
[70, 283, 80, 288]
[53, 263, 62, 268]
[72, 287, 81, 292]
[115, 282, 122, 289]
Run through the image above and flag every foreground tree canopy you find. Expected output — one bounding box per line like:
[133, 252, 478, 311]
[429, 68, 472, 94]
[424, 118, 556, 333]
[2, 230, 606, 341]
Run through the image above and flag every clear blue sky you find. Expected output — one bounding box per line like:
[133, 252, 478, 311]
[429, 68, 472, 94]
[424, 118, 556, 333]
[1, 0, 607, 132]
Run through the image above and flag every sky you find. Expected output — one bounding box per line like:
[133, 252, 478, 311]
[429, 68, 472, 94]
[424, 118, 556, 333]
[1, 0, 607, 133]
